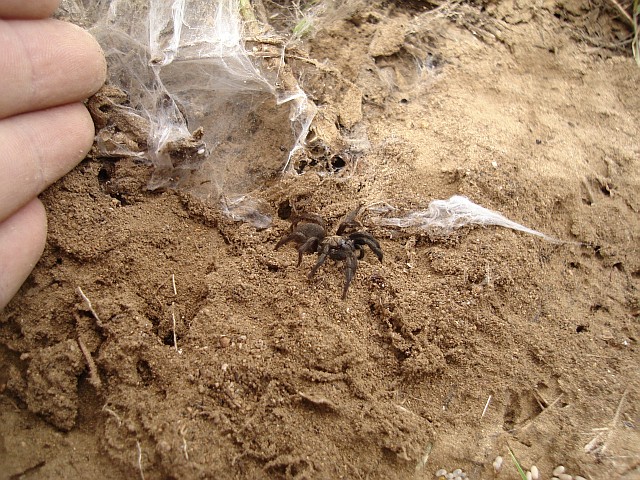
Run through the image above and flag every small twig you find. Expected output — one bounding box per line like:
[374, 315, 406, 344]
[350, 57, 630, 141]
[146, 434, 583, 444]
[179, 423, 189, 461]
[239, 0, 262, 36]
[252, 51, 360, 89]
[517, 393, 564, 432]
[602, 388, 629, 454]
[182, 436, 189, 461]
[171, 274, 178, 352]
[76, 287, 101, 323]
[544, 392, 564, 410]
[607, 0, 635, 27]
[633, 0, 640, 65]
[102, 405, 122, 427]
[77, 337, 102, 389]
[172, 303, 178, 352]
[136, 440, 145, 480]
[585, 389, 629, 455]
[532, 389, 549, 410]
[481, 394, 492, 419]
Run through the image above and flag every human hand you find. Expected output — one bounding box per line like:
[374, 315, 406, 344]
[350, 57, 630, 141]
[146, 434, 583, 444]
[0, 0, 106, 309]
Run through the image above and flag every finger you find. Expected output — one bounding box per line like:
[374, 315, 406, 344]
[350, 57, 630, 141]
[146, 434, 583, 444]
[0, 0, 60, 19]
[0, 18, 106, 119]
[0, 199, 47, 311]
[0, 103, 95, 222]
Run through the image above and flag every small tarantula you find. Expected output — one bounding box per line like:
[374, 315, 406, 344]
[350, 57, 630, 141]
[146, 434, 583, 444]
[275, 206, 383, 299]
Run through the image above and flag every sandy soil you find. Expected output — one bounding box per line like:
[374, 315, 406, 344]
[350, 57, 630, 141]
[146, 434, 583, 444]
[1, 1, 639, 479]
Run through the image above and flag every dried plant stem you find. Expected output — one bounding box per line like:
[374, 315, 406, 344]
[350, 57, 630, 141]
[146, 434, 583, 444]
[517, 393, 564, 433]
[239, 0, 260, 36]
[172, 302, 178, 352]
[76, 286, 101, 323]
[584, 388, 628, 455]
[179, 423, 189, 461]
[102, 405, 122, 427]
[136, 440, 145, 480]
[77, 337, 102, 389]
[481, 395, 492, 419]
[607, 0, 634, 27]
[75, 287, 103, 388]
[602, 388, 628, 454]
[171, 274, 178, 352]
[633, 0, 640, 65]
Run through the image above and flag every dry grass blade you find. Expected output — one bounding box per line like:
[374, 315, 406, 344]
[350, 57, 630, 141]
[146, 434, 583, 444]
[136, 440, 145, 480]
[608, 0, 635, 26]
[584, 388, 629, 455]
[607, 0, 640, 64]
[77, 337, 102, 389]
[76, 286, 101, 323]
[633, 0, 640, 65]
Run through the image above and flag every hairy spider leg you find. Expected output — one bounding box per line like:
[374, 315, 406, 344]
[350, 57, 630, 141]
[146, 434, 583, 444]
[297, 237, 319, 266]
[341, 250, 359, 299]
[275, 232, 308, 250]
[308, 244, 331, 279]
[291, 212, 326, 230]
[308, 242, 360, 299]
[350, 234, 383, 262]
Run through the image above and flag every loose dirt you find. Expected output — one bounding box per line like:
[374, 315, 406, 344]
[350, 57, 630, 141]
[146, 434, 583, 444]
[1, 1, 639, 479]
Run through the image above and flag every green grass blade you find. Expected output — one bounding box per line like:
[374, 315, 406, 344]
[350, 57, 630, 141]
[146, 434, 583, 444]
[507, 447, 528, 480]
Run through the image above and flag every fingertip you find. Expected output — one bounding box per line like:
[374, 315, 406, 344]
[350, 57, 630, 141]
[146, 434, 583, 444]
[0, 0, 61, 19]
[38, 102, 97, 190]
[28, 199, 48, 248]
[67, 22, 107, 97]
[73, 102, 100, 169]
[0, 199, 47, 311]
[0, 19, 107, 118]
[50, 20, 107, 103]
[0, 102, 95, 224]
[57, 102, 99, 172]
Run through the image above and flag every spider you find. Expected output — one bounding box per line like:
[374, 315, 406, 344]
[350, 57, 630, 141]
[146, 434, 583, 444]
[275, 206, 383, 299]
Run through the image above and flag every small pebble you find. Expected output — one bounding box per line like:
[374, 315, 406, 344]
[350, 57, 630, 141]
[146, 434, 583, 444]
[156, 440, 171, 452]
[526, 472, 532, 480]
[530, 465, 539, 479]
[435, 469, 447, 477]
[553, 466, 566, 476]
[453, 469, 462, 476]
[446, 474, 454, 480]
[219, 335, 231, 348]
[493, 455, 503, 472]
[575, 476, 587, 480]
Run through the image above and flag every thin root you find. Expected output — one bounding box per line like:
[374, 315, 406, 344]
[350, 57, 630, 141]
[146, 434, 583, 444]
[76, 286, 101, 323]
[77, 337, 102, 389]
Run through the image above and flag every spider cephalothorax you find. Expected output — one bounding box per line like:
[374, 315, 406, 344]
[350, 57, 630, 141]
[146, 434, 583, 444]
[275, 206, 383, 299]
